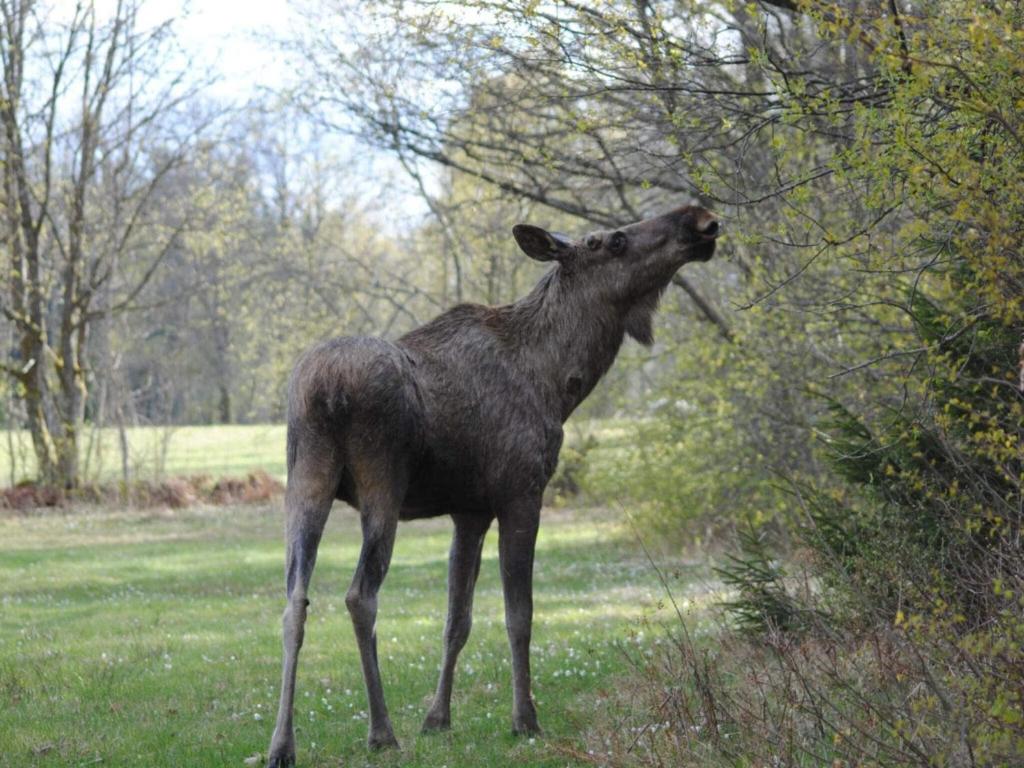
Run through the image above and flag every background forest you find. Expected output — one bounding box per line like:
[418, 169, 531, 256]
[2, 1, 1022, 766]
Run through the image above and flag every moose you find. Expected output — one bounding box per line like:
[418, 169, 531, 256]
[265, 205, 720, 766]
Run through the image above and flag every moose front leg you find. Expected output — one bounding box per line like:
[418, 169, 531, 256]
[497, 499, 542, 735]
[423, 513, 492, 732]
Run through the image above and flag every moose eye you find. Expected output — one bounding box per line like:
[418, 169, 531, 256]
[585, 234, 602, 251]
[609, 231, 627, 252]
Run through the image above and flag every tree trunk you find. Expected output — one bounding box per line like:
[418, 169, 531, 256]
[20, 355, 60, 485]
[1018, 338, 1023, 392]
[54, 429, 79, 489]
[218, 383, 232, 424]
[19, 353, 87, 489]
[117, 398, 131, 488]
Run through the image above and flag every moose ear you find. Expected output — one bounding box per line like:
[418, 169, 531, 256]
[512, 224, 571, 262]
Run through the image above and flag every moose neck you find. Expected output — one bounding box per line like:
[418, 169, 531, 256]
[504, 266, 629, 422]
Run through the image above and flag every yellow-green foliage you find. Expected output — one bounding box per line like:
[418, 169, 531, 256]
[710, 3, 1024, 764]
[570, 3, 1023, 761]
[582, 340, 797, 540]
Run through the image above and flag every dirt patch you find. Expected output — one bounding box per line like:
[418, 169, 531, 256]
[0, 470, 283, 512]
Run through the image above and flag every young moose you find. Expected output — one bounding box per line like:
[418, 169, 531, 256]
[265, 205, 719, 766]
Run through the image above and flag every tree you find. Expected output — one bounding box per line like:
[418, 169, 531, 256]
[282, 0, 882, 520]
[285, 1, 1019, 531]
[0, 0, 211, 486]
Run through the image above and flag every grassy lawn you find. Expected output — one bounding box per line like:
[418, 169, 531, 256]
[0, 424, 289, 486]
[0, 418, 642, 488]
[0, 501, 716, 767]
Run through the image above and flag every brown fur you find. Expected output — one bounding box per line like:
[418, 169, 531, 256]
[265, 205, 720, 766]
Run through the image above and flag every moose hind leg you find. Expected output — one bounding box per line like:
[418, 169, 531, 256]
[267, 463, 335, 768]
[346, 492, 401, 750]
[423, 514, 492, 732]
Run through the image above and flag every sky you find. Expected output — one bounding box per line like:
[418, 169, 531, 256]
[47, 0, 437, 230]
[141, 0, 295, 101]
[44, 1, 301, 104]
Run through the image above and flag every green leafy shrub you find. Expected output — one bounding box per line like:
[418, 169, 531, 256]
[715, 522, 813, 635]
[585, 1, 1024, 764]
[545, 434, 598, 506]
[581, 357, 802, 545]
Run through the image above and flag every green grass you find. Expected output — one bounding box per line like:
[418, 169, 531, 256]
[0, 418, 642, 487]
[0, 502, 716, 767]
[0, 424, 289, 485]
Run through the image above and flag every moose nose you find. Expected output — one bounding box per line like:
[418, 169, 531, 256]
[699, 219, 720, 238]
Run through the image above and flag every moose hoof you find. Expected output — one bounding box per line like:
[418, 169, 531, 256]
[509, 720, 540, 741]
[367, 731, 400, 751]
[512, 714, 542, 737]
[513, 723, 542, 738]
[265, 751, 295, 768]
[421, 710, 451, 733]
